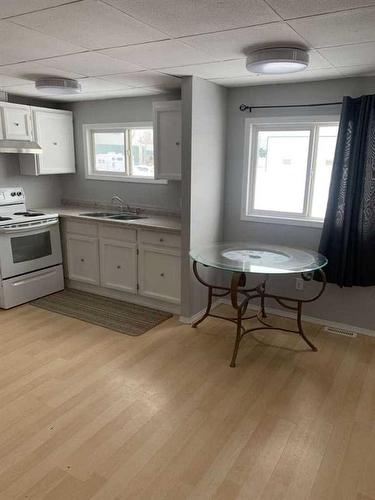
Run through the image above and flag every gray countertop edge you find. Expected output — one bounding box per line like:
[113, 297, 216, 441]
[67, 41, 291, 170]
[40, 207, 181, 234]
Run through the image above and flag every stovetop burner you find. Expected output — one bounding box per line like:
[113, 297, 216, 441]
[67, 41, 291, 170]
[0, 216, 12, 221]
[13, 211, 45, 217]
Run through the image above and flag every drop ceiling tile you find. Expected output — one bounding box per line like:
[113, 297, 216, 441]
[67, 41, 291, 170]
[211, 67, 342, 86]
[1, 83, 53, 98]
[100, 40, 221, 70]
[319, 42, 375, 68]
[182, 22, 307, 60]
[336, 65, 375, 77]
[163, 59, 248, 79]
[56, 87, 165, 101]
[265, 0, 375, 20]
[162, 51, 330, 79]
[289, 7, 375, 48]
[0, 74, 31, 87]
[78, 77, 130, 92]
[102, 0, 280, 37]
[11, 0, 168, 50]
[37, 52, 144, 77]
[0, 0, 75, 18]
[0, 61, 84, 80]
[101, 71, 181, 89]
[0, 20, 85, 65]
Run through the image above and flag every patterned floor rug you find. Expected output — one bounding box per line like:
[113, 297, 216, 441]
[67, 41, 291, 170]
[31, 288, 173, 336]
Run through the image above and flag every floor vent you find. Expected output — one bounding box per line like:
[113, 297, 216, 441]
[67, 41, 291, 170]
[324, 326, 358, 338]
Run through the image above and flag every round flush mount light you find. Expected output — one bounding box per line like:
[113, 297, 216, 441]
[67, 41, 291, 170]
[35, 77, 81, 95]
[246, 47, 309, 75]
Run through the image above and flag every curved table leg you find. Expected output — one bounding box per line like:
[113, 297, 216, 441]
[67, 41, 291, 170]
[192, 286, 213, 328]
[230, 298, 248, 367]
[260, 282, 267, 319]
[297, 301, 317, 351]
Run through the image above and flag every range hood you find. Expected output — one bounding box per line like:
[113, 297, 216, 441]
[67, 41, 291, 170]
[0, 140, 42, 154]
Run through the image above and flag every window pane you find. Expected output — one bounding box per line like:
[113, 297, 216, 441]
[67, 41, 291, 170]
[253, 129, 311, 214]
[311, 125, 338, 219]
[129, 128, 154, 177]
[93, 132, 125, 172]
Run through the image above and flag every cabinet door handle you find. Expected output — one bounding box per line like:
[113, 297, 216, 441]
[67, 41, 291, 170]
[160, 273, 165, 277]
[53, 142, 58, 146]
[14, 122, 19, 127]
[159, 238, 164, 242]
[117, 265, 121, 269]
[80, 258, 85, 262]
[175, 141, 180, 146]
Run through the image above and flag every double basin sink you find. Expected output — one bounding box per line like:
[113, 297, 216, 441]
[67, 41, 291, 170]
[80, 212, 146, 221]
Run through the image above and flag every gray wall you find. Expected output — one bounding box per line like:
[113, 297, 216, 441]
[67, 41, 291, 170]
[224, 76, 375, 330]
[0, 153, 63, 207]
[181, 77, 227, 318]
[62, 94, 181, 213]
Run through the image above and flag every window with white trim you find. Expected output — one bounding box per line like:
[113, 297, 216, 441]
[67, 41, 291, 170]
[242, 116, 339, 226]
[84, 123, 159, 183]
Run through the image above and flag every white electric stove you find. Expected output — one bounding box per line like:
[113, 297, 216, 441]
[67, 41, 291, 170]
[0, 187, 64, 309]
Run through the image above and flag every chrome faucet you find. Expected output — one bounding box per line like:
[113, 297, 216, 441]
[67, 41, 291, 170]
[111, 195, 140, 215]
[111, 195, 126, 212]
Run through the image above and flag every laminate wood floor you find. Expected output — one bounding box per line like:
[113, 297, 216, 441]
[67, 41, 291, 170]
[0, 304, 374, 500]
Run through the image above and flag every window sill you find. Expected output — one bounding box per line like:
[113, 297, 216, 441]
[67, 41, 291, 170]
[241, 214, 324, 228]
[85, 174, 168, 185]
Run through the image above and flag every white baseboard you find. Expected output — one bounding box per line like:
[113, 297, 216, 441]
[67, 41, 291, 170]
[219, 298, 375, 338]
[179, 300, 221, 324]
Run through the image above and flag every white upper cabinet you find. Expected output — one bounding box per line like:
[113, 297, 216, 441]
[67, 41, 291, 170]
[0, 103, 32, 141]
[153, 100, 181, 181]
[20, 107, 75, 175]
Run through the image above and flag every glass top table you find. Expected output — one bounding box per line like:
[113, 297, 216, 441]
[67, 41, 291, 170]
[190, 242, 327, 275]
[190, 242, 328, 367]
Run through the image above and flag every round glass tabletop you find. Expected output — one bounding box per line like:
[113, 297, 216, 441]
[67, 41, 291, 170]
[190, 242, 328, 274]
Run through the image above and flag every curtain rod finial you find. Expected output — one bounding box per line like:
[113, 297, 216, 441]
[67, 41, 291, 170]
[239, 104, 251, 112]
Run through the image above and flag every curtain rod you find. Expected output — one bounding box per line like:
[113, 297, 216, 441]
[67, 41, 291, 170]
[239, 102, 342, 112]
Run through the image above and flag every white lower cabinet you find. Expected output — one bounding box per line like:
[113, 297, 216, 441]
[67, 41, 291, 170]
[66, 234, 100, 285]
[138, 245, 181, 304]
[100, 239, 137, 294]
[63, 221, 181, 309]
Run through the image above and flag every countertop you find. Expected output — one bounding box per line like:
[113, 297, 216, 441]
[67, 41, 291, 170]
[39, 207, 181, 233]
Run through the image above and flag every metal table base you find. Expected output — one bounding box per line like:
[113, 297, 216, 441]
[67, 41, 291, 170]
[192, 260, 327, 367]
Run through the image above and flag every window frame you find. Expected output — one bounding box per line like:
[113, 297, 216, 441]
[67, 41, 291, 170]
[241, 115, 340, 228]
[83, 122, 166, 184]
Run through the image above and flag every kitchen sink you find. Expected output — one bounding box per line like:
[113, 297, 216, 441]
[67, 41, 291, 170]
[107, 214, 146, 220]
[80, 212, 115, 217]
[79, 212, 147, 221]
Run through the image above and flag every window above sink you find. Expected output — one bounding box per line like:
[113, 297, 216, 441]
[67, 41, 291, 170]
[83, 122, 167, 184]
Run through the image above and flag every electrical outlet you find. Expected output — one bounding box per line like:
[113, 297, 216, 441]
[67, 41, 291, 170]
[295, 277, 304, 291]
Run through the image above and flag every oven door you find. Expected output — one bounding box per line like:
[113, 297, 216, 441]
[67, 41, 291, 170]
[0, 219, 62, 279]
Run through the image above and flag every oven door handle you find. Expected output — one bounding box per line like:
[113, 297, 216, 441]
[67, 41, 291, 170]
[0, 219, 59, 234]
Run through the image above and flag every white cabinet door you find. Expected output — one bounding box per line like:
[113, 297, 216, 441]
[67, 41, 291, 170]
[153, 100, 181, 180]
[138, 245, 180, 304]
[20, 108, 75, 175]
[100, 239, 137, 294]
[66, 235, 99, 285]
[1, 104, 32, 140]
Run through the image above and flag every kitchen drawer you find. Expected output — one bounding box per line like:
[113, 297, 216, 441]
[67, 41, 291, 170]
[99, 224, 137, 243]
[138, 229, 180, 248]
[65, 219, 98, 237]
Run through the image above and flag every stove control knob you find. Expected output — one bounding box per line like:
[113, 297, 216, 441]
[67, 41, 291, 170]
[11, 192, 16, 197]
[17, 192, 22, 196]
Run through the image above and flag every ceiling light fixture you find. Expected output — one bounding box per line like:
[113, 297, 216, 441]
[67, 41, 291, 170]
[246, 47, 309, 75]
[35, 77, 81, 95]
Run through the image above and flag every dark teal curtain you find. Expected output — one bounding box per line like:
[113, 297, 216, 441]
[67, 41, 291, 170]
[319, 95, 375, 286]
